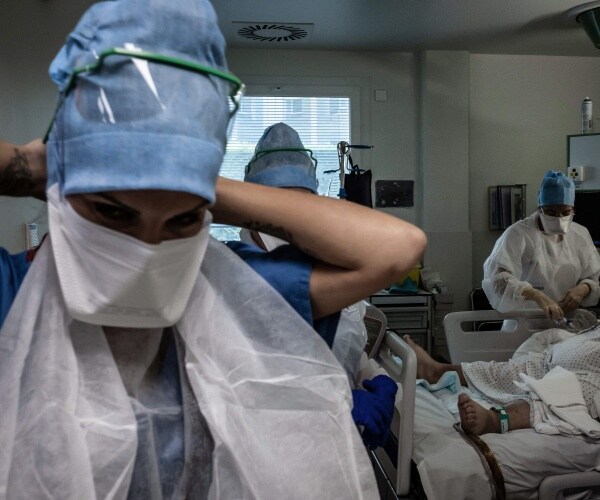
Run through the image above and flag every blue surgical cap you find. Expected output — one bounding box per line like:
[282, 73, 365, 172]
[46, 0, 231, 203]
[537, 170, 575, 207]
[244, 123, 318, 194]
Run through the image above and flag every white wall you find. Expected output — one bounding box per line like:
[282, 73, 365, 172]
[0, 50, 56, 252]
[420, 51, 472, 311]
[0, 0, 81, 252]
[2, 37, 600, 309]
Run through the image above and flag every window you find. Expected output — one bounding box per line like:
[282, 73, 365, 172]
[212, 94, 352, 241]
[286, 98, 303, 114]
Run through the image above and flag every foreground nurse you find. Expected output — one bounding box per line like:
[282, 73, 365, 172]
[0, 0, 426, 498]
[483, 170, 600, 323]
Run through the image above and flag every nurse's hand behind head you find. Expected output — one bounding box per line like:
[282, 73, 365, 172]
[67, 190, 209, 244]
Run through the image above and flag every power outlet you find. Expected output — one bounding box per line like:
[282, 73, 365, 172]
[569, 166, 586, 182]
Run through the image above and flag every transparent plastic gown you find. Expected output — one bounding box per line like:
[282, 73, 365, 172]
[0, 238, 378, 499]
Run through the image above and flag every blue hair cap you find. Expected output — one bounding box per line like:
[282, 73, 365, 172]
[537, 170, 575, 207]
[46, 0, 231, 203]
[244, 123, 318, 194]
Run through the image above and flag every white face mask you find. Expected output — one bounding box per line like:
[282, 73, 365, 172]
[540, 212, 573, 235]
[47, 185, 210, 328]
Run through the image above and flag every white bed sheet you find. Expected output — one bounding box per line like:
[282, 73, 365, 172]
[412, 386, 600, 499]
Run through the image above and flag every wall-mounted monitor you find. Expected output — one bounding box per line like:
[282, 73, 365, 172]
[574, 190, 600, 247]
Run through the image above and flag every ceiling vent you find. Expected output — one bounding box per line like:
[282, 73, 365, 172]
[233, 23, 313, 43]
[568, 1, 600, 48]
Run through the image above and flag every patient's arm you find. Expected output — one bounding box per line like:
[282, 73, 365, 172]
[0, 139, 46, 200]
[212, 177, 427, 319]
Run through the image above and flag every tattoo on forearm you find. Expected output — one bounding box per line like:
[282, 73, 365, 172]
[243, 220, 323, 260]
[0, 148, 34, 196]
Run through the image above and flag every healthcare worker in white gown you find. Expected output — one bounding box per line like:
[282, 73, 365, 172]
[482, 170, 600, 324]
[0, 0, 427, 498]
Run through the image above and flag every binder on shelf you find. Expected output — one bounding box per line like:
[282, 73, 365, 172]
[488, 184, 526, 230]
[511, 186, 524, 223]
[488, 187, 500, 230]
[499, 185, 511, 228]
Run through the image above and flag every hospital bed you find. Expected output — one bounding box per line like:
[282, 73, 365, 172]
[367, 308, 600, 500]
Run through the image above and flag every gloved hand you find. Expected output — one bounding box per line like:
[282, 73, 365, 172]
[351, 374, 398, 449]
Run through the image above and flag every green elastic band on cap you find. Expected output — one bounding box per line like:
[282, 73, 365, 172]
[492, 406, 510, 434]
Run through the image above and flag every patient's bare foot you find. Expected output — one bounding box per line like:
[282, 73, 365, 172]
[458, 394, 499, 435]
[403, 335, 444, 383]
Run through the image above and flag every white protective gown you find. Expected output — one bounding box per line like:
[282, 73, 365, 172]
[0, 238, 378, 499]
[482, 212, 600, 313]
[239, 227, 370, 385]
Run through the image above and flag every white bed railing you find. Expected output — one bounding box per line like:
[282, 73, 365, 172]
[444, 309, 549, 363]
[371, 330, 416, 497]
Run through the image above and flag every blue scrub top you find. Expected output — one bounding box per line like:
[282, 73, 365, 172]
[0, 248, 33, 329]
[226, 241, 340, 347]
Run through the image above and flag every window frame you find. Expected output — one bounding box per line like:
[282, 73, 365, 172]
[210, 80, 361, 241]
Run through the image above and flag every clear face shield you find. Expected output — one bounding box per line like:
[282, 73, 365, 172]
[246, 148, 318, 171]
[43, 46, 245, 143]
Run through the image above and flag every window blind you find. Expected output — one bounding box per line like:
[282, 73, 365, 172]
[212, 95, 351, 241]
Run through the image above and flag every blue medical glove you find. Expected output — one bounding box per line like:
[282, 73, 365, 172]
[351, 375, 398, 449]
[363, 375, 397, 445]
[363, 374, 398, 403]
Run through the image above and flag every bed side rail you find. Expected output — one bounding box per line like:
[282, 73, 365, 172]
[538, 470, 600, 499]
[444, 310, 548, 363]
[372, 330, 416, 497]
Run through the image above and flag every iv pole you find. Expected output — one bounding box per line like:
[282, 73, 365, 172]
[336, 141, 374, 199]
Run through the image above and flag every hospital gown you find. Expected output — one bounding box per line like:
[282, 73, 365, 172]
[482, 213, 600, 312]
[462, 327, 600, 419]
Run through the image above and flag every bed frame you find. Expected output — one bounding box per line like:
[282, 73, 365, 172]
[369, 330, 417, 499]
[367, 308, 600, 500]
[445, 309, 600, 500]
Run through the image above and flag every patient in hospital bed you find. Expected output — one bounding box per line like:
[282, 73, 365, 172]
[405, 312, 600, 438]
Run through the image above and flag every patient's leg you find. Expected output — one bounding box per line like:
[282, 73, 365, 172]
[404, 335, 466, 385]
[458, 394, 531, 435]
